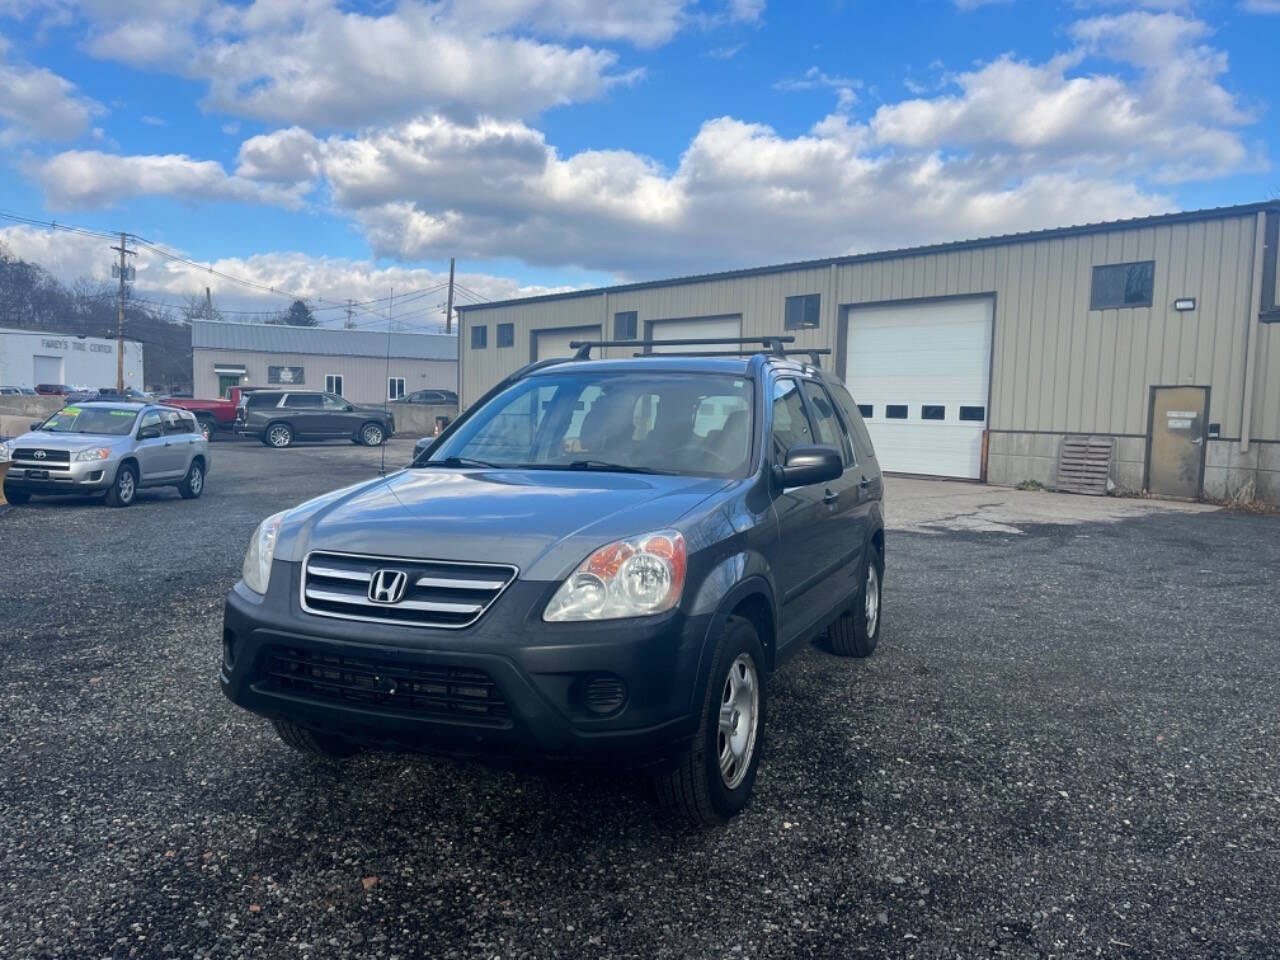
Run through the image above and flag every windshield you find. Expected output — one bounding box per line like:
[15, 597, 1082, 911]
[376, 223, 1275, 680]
[422, 371, 755, 477]
[37, 406, 139, 436]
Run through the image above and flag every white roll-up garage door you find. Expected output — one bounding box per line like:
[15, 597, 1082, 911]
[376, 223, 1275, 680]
[844, 297, 993, 479]
[532, 326, 601, 361]
[648, 316, 742, 352]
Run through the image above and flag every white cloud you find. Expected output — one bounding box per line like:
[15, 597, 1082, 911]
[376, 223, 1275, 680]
[0, 223, 568, 329]
[0, 35, 103, 142]
[1239, 0, 1280, 11]
[33, 150, 311, 209]
[236, 126, 322, 183]
[871, 12, 1257, 184]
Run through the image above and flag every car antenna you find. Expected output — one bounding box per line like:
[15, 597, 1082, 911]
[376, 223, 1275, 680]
[381, 286, 392, 477]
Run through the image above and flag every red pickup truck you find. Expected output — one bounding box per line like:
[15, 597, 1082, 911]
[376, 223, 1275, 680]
[165, 386, 262, 440]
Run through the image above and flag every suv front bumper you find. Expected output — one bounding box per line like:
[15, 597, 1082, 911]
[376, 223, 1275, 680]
[220, 562, 716, 769]
[3, 458, 119, 493]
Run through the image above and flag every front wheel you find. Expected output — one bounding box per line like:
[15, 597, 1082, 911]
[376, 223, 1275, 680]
[830, 544, 882, 658]
[178, 460, 205, 499]
[104, 463, 137, 508]
[360, 422, 385, 446]
[654, 616, 766, 826]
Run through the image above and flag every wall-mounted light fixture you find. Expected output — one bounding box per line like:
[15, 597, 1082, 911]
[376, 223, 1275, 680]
[1173, 298, 1196, 311]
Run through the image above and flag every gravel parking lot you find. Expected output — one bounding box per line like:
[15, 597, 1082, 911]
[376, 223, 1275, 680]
[2, 440, 1277, 959]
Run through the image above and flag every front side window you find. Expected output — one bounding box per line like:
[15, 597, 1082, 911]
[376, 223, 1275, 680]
[784, 294, 821, 330]
[801, 380, 854, 466]
[322, 393, 348, 410]
[426, 372, 754, 477]
[138, 410, 162, 436]
[38, 405, 139, 436]
[1091, 261, 1155, 309]
[770, 379, 813, 460]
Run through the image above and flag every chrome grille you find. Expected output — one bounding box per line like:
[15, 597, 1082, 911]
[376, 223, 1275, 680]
[13, 448, 71, 471]
[300, 551, 517, 629]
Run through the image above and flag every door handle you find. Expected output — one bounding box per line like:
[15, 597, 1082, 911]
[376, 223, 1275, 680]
[823, 489, 838, 504]
[1191, 437, 1203, 445]
[859, 476, 872, 487]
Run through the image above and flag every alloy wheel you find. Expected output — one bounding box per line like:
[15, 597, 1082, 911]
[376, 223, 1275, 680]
[865, 564, 880, 637]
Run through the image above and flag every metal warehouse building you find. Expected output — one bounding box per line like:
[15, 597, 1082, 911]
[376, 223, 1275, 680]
[191, 320, 457, 406]
[456, 202, 1280, 504]
[0, 327, 143, 391]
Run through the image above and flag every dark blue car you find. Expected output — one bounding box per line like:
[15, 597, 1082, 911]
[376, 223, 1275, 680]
[221, 342, 885, 824]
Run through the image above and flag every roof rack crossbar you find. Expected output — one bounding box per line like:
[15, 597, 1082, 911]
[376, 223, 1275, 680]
[570, 335, 795, 360]
[633, 347, 831, 367]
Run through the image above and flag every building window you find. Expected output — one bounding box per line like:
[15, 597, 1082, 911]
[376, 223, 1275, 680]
[614, 311, 638, 340]
[471, 325, 488, 349]
[784, 294, 821, 330]
[959, 405, 985, 422]
[325, 374, 344, 396]
[857, 404, 873, 418]
[885, 405, 907, 419]
[497, 323, 514, 348]
[1090, 261, 1155, 310]
[921, 405, 945, 421]
[388, 377, 405, 400]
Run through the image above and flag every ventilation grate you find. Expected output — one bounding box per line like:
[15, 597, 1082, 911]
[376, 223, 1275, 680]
[1055, 435, 1115, 496]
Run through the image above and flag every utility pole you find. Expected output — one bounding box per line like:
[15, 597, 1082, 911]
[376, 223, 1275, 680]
[445, 256, 455, 334]
[110, 232, 135, 392]
[205, 286, 213, 320]
[346, 299, 354, 329]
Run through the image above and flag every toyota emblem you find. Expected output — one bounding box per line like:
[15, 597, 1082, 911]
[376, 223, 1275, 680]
[33, 450, 46, 460]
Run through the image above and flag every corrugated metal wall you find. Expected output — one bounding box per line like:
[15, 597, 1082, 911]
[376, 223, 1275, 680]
[192, 348, 455, 406]
[460, 210, 1275, 442]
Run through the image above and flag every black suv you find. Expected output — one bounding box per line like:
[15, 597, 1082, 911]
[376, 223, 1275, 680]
[221, 339, 884, 823]
[236, 390, 395, 448]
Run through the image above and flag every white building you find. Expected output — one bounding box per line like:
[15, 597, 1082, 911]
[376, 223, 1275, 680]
[0, 327, 144, 390]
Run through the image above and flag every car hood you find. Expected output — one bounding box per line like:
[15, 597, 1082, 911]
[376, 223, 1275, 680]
[7, 430, 130, 451]
[273, 467, 731, 581]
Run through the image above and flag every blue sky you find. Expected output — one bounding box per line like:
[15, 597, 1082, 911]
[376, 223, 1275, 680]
[0, 0, 1276, 327]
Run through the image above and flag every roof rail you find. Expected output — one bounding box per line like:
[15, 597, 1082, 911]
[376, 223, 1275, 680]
[568, 335, 796, 360]
[635, 347, 832, 368]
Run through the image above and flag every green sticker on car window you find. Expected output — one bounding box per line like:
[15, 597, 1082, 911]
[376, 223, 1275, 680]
[62, 407, 80, 415]
[109, 410, 135, 416]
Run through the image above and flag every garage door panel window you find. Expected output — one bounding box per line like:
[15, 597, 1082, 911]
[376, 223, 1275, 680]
[800, 381, 854, 466]
[1090, 261, 1155, 310]
[857, 404, 873, 418]
[921, 405, 945, 421]
[959, 405, 985, 422]
[885, 405, 907, 419]
[784, 294, 821, 330]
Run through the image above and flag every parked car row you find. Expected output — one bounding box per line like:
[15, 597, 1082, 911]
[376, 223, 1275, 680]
[0, 385, 39, 396]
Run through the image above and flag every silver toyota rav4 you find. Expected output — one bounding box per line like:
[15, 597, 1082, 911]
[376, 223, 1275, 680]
[1, 401, 210, 507]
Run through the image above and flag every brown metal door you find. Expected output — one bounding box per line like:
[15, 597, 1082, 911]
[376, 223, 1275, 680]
[1147, 387, 1208, 499]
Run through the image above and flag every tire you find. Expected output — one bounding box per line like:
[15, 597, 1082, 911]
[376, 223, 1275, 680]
[830, 543, 883, 658]
[178, 459, 205, 500]
[196, 416, 214, 442]
[272, 719, 360, 759]
[654, 616, 766, 826]
[359, 422, 386, 446]
[264, 422, 293, 448]
[3, 487, 31, 505]
[104, 463, 137, 508]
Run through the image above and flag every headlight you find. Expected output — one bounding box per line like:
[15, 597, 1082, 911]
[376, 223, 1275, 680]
[74, 447, 111, 462]
[242, 511, 287, 595]
[544, 530, 686, 622]
[0, 440, 10, 461]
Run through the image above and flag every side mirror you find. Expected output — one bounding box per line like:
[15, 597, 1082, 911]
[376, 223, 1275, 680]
[138, 425, 162, 441]
[345, 404, 355, 412]
[773, 444, 842, 488]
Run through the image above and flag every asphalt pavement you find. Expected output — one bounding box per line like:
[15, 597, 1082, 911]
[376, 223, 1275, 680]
[1, 440, 1277, 959]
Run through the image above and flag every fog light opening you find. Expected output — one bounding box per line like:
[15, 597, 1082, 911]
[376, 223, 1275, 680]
[582, 674, 627, 716]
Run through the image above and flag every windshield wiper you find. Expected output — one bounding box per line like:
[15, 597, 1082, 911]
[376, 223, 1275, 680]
[431, 455, 500, 468]
[564, 459, 658, 474]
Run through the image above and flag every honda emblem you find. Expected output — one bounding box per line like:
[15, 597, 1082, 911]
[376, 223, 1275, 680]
[368, 569, 408, 604]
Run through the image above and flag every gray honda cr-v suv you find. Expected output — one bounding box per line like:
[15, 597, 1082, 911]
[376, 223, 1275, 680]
[221, 339, 884, 824]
